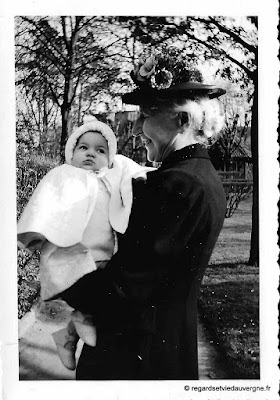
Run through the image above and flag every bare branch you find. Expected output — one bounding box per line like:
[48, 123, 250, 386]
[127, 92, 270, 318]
[21, 16, 68, 63]
[178, 28, 255, 78]
[61, 16, 71, 52]
[75, 16, 99, 33]
[47, 81, 61, 108]
[207, 17, 257, 54]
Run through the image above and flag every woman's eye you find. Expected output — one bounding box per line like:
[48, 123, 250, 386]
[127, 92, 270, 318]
[140, 113, 148, 120]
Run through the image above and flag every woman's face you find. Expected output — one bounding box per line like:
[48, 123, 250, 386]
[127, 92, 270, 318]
[139, 109, 179, 162]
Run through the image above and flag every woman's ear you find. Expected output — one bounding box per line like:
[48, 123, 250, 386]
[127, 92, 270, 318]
[178, 111, 189, 127]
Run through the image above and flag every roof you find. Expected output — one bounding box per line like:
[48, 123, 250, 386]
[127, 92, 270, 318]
[231, 145, 252, 159]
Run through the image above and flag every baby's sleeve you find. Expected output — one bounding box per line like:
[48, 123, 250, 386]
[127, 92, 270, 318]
[17, 164, 99, 247]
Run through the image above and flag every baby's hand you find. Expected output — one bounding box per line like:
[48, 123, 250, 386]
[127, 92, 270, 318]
[17, 232, 46, 252]
[28, 239, 44, 251]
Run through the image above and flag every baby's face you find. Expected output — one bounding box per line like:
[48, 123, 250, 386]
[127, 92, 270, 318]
[72, 131, 109, 171]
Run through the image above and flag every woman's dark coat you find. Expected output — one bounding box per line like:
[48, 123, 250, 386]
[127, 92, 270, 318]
[62, 143, 226, 380]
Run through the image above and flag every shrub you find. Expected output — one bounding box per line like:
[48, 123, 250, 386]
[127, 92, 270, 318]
[17, 152, 60, 219]
[223, 180, 253, 218]
[18, 249, 41, 318]
[17, 151, 60, 318]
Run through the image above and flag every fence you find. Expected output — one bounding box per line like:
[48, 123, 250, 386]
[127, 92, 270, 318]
[218, 171, 243, 180]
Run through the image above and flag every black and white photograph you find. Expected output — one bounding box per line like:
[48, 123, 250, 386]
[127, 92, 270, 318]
[0, 2, 279, 400]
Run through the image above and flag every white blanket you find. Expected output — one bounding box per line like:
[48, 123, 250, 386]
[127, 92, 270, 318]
[18, 155, 153, 247]
[17, 155, 154, 299]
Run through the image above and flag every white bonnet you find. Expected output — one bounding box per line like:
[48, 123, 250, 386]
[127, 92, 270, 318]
[65, 117, 117, 167]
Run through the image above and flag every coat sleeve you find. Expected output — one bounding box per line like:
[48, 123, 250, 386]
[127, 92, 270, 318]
[64, 169, 210, 325]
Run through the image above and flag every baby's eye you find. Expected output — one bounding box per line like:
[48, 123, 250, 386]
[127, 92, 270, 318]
[80, 145, 87, 150]
[97, 149, 105, 154]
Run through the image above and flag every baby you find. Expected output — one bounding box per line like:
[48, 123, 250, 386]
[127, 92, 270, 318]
[18, 117, 152, 370]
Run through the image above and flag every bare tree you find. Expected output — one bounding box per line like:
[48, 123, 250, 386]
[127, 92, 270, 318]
[15, 16, 122, 159]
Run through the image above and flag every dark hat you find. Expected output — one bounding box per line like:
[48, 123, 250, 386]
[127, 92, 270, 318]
[122, 46, 226, 105]
[122, 82, 226, 105]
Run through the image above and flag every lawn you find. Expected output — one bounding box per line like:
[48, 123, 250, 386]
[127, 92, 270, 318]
[198, 194, 259, 379]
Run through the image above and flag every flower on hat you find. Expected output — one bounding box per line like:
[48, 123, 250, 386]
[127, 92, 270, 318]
[139, 56, 156, 78]
[151, 68, 173, 90]
[131, 45, 202, 91]
[134, 56, 156, 82]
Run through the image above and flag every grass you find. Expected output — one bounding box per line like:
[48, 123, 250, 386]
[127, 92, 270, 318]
[210, 194, 252, 265]
[198, 195, 259, 379]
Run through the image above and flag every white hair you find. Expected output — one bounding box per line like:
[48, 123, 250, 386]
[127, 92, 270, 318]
[142, 96, 225, 145]
[173, 97, 225, 144]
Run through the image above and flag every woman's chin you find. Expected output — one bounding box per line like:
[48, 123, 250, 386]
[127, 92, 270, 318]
[147, 150, 162, 163]
[146, 146, 157, 163]
[146, 152, 156, 163]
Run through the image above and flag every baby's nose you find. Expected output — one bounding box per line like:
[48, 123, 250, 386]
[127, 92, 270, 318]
[87, 149, 95, 157]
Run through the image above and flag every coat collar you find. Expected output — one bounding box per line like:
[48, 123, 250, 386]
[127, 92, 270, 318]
[160, 143, 210, 169]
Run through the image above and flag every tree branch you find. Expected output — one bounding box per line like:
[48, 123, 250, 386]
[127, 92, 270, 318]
[21, 16, 68, 63]
[47, 81, 61, 108]
[194, 17, 257, 55]
[178, 27, 255, 78]
[70, 68, 86, 105]
[23, 89, 40, 130]
[61, 16, 71, 52]
[209, 17, 257, 54]
[16, 30, 67, 76]
[76, 16, 99, 33]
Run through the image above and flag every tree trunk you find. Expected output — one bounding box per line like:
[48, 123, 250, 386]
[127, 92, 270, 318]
[59, 17, 82, 162]
[77, 82, 83, 125]
[248, 74, 259, 266]
[43, 94, 48, 136]
[60, 105, 71, 162]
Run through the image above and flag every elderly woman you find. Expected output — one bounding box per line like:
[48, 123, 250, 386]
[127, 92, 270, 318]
[64, 46, 227, 379]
